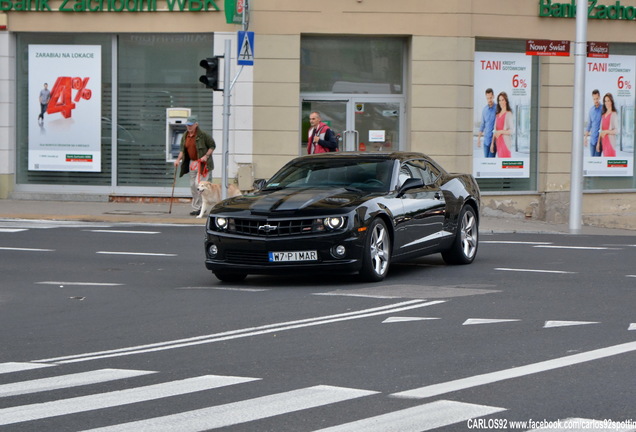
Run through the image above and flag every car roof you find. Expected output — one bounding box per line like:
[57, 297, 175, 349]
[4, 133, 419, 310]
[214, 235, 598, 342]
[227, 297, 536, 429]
[300, 151, 430, 162]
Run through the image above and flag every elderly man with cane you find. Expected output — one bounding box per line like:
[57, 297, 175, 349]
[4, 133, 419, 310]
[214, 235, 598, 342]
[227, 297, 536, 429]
[173, 115, 216, 216]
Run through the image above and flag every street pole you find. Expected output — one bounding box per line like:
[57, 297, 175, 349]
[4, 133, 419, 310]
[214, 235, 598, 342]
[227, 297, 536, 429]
[569, 0, 588, 234]
[221, 39, 231, 200]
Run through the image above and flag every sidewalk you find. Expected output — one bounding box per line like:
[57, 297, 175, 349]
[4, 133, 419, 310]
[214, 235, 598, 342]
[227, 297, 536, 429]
[1, 198, 635, 236]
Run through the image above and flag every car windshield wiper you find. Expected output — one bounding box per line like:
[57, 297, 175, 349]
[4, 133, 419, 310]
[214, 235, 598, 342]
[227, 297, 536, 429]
[262, 186, 284, 191]
[344, 186, 363, 193]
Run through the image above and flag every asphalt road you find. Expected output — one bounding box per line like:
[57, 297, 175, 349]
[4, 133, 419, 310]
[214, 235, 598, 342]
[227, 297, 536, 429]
[0, 219, 635, 432]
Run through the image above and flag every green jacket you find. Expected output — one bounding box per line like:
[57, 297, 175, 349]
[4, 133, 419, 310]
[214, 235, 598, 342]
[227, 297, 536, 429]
[178, 128, 216, 178]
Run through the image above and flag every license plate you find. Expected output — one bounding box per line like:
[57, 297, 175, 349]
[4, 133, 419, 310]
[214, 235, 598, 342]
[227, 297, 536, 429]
[268, 250, 318, 262]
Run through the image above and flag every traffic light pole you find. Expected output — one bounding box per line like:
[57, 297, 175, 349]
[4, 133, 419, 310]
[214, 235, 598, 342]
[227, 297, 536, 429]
[221, 39, 231, 200]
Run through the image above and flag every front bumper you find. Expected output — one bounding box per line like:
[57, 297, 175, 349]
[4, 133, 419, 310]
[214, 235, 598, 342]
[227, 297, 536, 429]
[204, 230, 365, 276]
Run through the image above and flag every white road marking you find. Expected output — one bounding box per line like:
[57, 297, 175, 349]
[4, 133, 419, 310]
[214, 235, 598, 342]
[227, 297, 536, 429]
[495, 268, 576, 274]
[314, 292, 401, 299]
[96, 251, 177, 257]
[534, 245, 620, 250]
[627, 275, 636, 278]
[383, 317, 440, 323]
[391, 340, 636, 400]
[629, 323, 636, 331]
[36, 281, 124, 286]
[0, 369, 155, 397]
[0, 220, 112, 229]
[313, 400, 506, 432]
[87, 230, 159, 234]
[80, 385, 378, 432]
[463, 318, 521, 325]
[0, 228, 28, 233]
[176, 287, 269, 292]
[0, 247, 54, 252]
[481, 241, 552, 245]
[544, 320, 599, 328]
[0, 362, 54, 374]
[0, 375, 259, 426]
[33, 300, 445, 364]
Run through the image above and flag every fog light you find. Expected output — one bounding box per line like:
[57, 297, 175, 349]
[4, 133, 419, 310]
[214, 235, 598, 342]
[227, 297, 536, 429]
[332, 245, 346, 258]
[208, 244, 218, 257]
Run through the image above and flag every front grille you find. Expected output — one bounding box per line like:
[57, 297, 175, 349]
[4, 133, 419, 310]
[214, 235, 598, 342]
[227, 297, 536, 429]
[230, 218, 316, 237]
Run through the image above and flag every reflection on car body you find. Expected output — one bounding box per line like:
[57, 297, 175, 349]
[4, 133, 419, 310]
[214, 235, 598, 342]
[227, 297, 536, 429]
[204, 152, 480, 282]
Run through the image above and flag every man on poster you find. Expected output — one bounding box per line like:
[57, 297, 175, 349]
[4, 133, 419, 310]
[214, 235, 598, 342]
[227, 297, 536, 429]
[477, 88, 497, 158]
[38, 83, 50, 123]
[584, 89, 602, 157]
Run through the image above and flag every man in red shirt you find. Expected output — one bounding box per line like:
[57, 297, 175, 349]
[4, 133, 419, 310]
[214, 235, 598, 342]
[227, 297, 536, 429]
[174, 116, 216, 215]
[307, 112, 338, 154]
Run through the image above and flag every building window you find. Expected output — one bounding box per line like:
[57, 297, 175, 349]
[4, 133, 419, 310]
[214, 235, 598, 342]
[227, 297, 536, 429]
[475, 39, 539, 193]
[583, 42, 636, 191]
[116, 34, 213, 187]
[16, 34, 113, 186]
[301, 36, 405, 94]
[15, 33, 213, 189]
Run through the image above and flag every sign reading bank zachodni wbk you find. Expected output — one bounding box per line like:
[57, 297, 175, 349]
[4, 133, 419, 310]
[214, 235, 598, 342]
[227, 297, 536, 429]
[0, 0, 220, 12]
[540, 0, 636, 20]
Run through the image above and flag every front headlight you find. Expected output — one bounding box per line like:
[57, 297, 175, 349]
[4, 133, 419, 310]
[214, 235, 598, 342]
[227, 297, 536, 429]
[215, 217, 229, 230]
[323, 216, 346, 230]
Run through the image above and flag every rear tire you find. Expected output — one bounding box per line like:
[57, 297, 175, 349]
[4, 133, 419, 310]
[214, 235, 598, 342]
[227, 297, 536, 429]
[213, 271, 247, 282]
[442, 205, 478, 265]
[359, 218, 391, 282]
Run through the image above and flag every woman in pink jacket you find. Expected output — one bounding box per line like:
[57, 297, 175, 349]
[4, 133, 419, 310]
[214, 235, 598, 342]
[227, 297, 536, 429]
[597, 92, 618, 157]
[491, 91, 514, 158]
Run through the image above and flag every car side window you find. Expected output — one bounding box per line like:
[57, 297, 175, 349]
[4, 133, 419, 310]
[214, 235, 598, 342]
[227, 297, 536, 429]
[410, 160, 440, 185]
[398, 165, 412, 187]
[400, 161, 426, 185]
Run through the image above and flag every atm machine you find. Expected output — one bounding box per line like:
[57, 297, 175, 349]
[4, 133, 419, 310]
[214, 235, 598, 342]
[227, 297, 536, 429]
[165, 107, 191, 162]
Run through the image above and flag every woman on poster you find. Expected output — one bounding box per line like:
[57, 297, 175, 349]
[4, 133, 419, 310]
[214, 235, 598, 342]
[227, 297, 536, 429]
[597, 92, 618, 157]
[491, 91, 514, 158]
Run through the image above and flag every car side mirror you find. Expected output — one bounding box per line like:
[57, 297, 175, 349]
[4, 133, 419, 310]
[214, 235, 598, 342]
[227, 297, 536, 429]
[397, 177, 424, 197]
[253, 178, 267, 191]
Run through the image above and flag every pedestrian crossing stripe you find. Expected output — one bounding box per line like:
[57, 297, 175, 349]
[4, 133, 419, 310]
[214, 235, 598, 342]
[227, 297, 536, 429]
[0, 368, 155, 397]
[0, 362, 54, 374]
[0, 374, 259, 426]
[313, 400, 506, 432]
[81, 385, 379, 431]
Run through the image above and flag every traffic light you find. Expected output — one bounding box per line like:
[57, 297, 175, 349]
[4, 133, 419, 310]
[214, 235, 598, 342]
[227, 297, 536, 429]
[199, 57, 220, 90]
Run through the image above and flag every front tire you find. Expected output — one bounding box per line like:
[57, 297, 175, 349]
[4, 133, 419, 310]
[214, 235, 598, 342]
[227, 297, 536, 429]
[213, 271, 247, 282]
[359, 218, 391, 282]
[442, 205, 478, 265]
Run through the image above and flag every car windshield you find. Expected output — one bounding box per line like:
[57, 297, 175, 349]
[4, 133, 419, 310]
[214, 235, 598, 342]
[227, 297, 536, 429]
[264, 159, 394, 192]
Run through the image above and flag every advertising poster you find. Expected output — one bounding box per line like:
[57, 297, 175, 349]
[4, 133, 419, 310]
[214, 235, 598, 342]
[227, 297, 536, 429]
[473, 52, 532, 179]
[28, 45, 102, 172]
[583, 55, 635, 177]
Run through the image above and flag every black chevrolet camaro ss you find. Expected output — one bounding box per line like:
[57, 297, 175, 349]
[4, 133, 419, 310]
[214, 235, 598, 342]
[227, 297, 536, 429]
[204, 152, 480, 282]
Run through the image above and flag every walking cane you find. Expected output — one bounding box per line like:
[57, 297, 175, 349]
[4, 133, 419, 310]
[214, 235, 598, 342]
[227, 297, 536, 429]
[168, 164, 178, 214]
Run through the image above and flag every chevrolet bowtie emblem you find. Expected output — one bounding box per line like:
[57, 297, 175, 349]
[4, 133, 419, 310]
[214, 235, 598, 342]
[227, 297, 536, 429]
[258, 224, 278, 233]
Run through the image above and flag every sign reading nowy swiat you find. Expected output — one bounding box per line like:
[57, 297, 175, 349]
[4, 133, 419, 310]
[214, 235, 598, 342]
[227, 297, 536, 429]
[28, 45, 102, 172]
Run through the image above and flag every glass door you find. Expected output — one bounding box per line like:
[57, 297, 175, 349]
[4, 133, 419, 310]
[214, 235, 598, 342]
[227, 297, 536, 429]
[351, 100, 401, 152]
[301, 98, 404, 154]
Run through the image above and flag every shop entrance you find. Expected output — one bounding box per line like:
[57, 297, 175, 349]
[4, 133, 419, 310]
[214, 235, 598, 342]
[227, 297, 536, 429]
[301, 98, 404, 153]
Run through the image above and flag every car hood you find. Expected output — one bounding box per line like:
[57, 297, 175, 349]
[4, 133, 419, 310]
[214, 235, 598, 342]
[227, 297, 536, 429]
[217, 187, 374, 214]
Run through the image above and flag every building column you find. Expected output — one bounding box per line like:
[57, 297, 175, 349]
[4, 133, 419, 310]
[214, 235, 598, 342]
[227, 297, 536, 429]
[0, 30, 15, 198]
